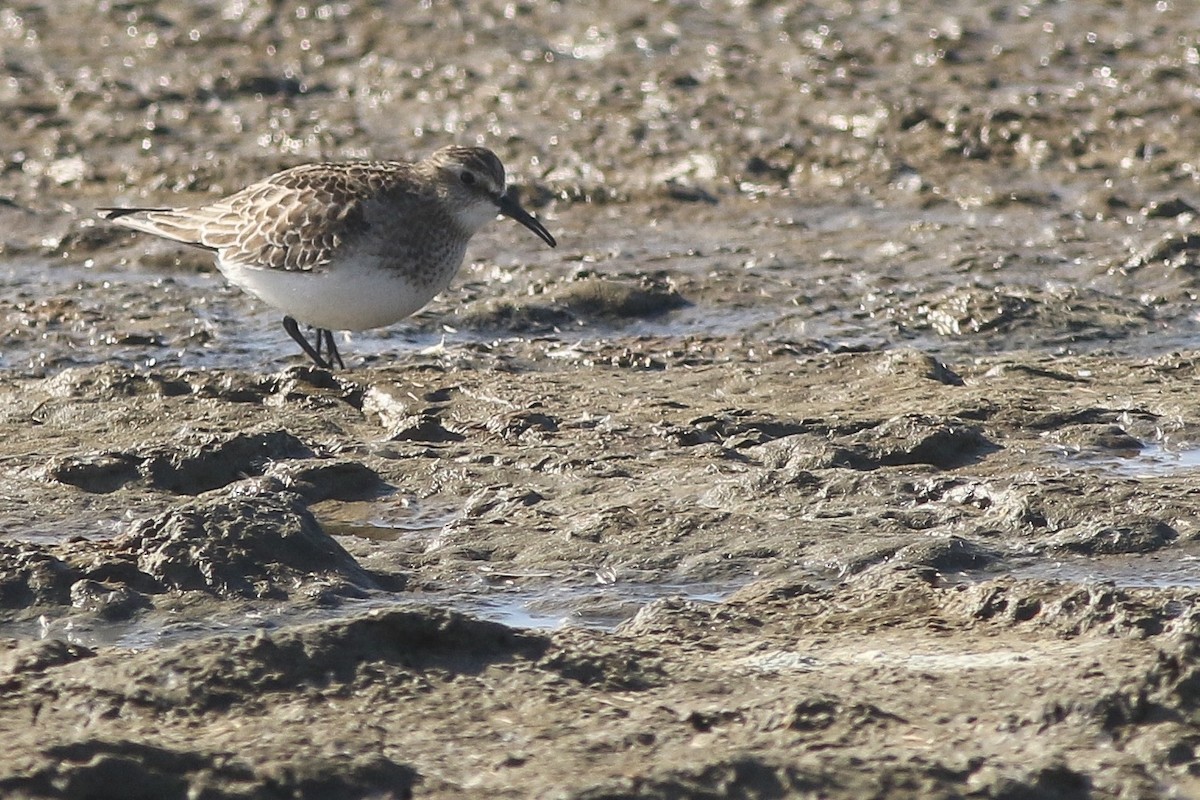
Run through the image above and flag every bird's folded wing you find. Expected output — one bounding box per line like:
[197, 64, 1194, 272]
[104, 168, 381, 272]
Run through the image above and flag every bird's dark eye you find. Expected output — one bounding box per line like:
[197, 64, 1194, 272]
[460, 171, 476, 186]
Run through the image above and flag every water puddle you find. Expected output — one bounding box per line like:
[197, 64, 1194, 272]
[429, 575, 743, 631]
[1056, 443, 1200, 478]
[21, 575, 747, 651]
[2, 486, 753, 651]
[993, 547, 1200, 591]
[313, 496, 458, 543]
[1107, 444, 1200, 477]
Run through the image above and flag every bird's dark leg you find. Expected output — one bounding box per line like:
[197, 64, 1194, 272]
[318, 328, 345, 369]
[282, 315, 330, 369]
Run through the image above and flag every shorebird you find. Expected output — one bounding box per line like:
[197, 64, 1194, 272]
[100, 145, 557, 368]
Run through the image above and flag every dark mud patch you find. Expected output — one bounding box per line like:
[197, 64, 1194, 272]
[118, 485, 376, 599]
[0, 483, 381, 619]
[0, 742, 417, 800]
[0, 608, 546, 800]
[46, 429, 314, 495]
[456, 273, 688, 333]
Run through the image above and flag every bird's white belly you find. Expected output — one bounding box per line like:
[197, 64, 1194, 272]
[218, 260, 457, 331]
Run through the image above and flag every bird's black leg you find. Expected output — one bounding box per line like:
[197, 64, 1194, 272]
[282, 316, 330, 369]
[318, 328, 345, 369]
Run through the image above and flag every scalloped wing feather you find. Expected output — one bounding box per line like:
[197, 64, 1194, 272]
[105, 163, 418, 272]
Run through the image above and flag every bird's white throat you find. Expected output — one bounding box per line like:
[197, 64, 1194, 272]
[455, 201, 505, 235]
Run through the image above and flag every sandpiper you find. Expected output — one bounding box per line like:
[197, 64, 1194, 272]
[100, 146, 557, 369]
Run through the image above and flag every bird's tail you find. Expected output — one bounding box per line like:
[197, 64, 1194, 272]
[98, 207, 217, 251]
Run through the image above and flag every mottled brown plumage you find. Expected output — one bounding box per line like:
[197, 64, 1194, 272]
[101, 146, 556, 369]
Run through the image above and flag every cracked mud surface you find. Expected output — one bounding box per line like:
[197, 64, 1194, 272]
[3, 1, 1200, 798]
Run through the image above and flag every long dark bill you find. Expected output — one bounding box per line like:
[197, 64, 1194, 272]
[497, 192, 557, 248]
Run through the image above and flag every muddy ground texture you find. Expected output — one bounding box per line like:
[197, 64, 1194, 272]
[4, 1, 1200, 798]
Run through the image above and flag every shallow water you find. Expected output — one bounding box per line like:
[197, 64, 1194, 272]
[1088, 443, 1200, 478]
[1003, 546, 1200, 591]
[7, 194, 1200, 378]
[28, 575, 748, 650]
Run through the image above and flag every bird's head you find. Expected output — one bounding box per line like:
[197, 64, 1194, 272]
[428, 145, 556, 247]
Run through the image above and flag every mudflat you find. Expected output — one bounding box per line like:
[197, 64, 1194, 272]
[2, 2, 1200, 798]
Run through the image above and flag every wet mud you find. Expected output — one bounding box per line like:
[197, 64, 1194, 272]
[3, 0, 1200, 797]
